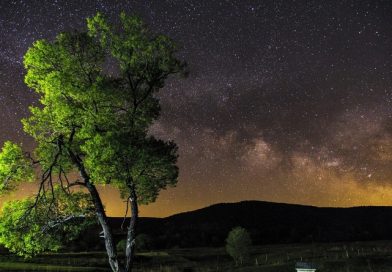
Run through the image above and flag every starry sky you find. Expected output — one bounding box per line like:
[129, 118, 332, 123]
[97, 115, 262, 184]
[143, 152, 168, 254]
[0, 0, 391, 217]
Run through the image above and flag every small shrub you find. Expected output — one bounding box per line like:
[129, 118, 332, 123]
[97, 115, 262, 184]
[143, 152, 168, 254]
[116, 234, 154, 253]
[116, 239, 126, 253]
[226, 226, 252, 266]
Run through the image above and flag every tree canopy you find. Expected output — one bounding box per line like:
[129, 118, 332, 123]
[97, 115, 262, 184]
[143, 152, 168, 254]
[0, 12, 186, 272]
[226, 226, 252, 266]
[0, 187, 94, 257]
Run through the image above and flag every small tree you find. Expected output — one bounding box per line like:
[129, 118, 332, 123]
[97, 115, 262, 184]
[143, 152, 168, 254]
[226, 227, 252, 266]
[116, 234, 153, 253]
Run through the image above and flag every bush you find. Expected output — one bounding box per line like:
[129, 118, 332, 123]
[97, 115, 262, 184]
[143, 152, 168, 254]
[116, 239, 126, 253]
[116, 234, 154, 253]
[226, 226, 252, 265]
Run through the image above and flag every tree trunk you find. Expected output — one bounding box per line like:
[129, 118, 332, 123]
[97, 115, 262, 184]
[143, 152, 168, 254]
[69, 149, 123, 272]
[125, 185, 138, 272]
[85, 181, 122, 272]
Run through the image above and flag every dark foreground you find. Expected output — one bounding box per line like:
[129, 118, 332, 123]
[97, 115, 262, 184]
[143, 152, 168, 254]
[113, 201, 392, 249]
[1, 240, 392, 271]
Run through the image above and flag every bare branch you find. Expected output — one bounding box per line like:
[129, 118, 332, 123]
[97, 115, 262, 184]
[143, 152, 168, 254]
[121, 197, 130, 231]
[41, 214, 86, 233]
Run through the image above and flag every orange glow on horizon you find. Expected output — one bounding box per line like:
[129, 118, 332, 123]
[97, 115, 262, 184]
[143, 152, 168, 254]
[1, 173, 392, 218]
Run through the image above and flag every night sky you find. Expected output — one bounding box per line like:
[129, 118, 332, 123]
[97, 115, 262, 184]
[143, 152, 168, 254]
[0, 0, 391, 217]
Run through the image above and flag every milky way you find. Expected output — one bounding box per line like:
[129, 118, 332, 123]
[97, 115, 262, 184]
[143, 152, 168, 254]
[0, 0, 391, 217]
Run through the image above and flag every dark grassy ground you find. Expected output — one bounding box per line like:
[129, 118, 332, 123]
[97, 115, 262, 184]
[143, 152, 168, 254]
[1, 240, 392, 271]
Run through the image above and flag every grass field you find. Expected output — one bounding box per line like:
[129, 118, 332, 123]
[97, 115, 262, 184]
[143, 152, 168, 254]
[1, 240, 392, 271]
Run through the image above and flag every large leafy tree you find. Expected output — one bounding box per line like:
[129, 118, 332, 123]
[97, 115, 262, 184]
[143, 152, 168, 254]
[0, 12, 186, 272]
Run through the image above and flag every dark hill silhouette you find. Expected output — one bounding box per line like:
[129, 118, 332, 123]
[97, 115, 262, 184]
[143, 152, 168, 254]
[92, 201, 392, 249]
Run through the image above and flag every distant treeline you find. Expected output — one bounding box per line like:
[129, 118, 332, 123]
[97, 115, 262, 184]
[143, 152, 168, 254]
[37, 201, 392, 251]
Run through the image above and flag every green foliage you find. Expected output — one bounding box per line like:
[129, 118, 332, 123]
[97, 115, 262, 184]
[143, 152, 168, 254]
[0, 187, 95, 257]
[114, 137, 179, 204]
[226, 227, 252, 265]
[0, 199, 60, 257]
[0, 141, 34, 194]
[21, 11, 185, 200]
[0, 11, 185, 258]
[116, 234, 153, 253]
[116, 239, 126, 253]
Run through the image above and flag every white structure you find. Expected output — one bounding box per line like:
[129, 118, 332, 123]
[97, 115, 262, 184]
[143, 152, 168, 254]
[295, 262, 317, 272]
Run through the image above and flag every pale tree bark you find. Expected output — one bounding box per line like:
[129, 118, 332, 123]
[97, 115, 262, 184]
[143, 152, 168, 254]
[67, 144, 141, 272]
[85, 181, 121, 272]
[68, 148, 123, 272]
[125, 184, 138, 272]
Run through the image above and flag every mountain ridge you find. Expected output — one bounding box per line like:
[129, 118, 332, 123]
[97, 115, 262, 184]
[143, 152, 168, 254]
[103, 200, 392, 249]
[160, 200, 392, 220]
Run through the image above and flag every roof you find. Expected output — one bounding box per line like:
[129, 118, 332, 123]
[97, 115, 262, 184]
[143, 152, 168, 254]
[295, 262, 317, 269]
